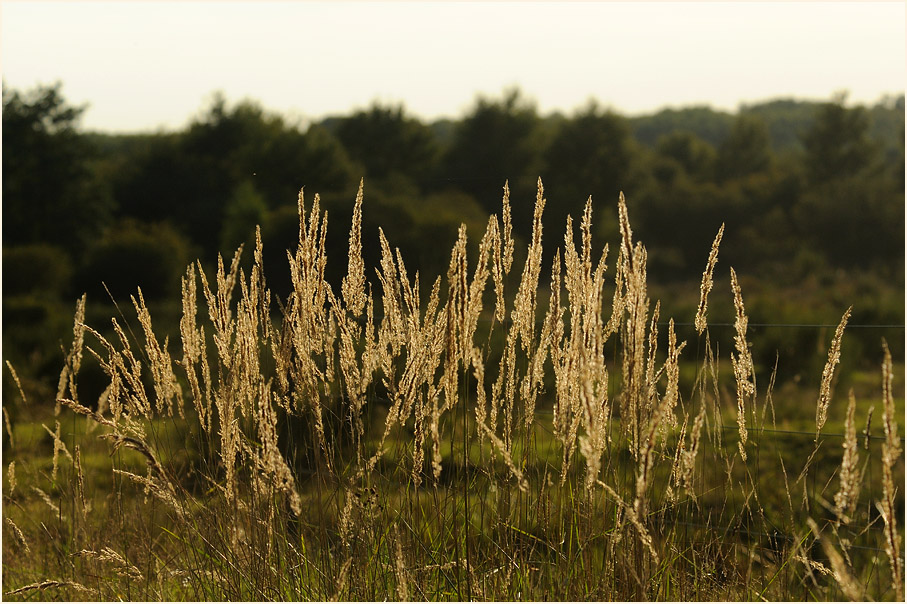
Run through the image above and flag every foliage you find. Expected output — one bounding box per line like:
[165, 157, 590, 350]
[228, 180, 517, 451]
[2, 82, 113, 252]
[220, 179, 270, 254]
[2, 82, 903, 419]
[2, 244, 73, 299]
[77, 219, 192, 302]
[716, 114, 774, 182]
[334, 102, 440, 186]
[631, 105, 734, 148]
[440, 87, 545, 217]
[541, 101, 641, 243]
[802, 93, 879, 184]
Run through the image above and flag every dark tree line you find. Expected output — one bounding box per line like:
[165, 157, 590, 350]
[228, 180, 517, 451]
[3, 82, 904, 392]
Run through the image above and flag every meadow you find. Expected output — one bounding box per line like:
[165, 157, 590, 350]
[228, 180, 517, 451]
[2, 180, 904, 601]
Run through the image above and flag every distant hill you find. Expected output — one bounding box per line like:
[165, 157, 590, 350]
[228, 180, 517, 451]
[626, 95, 905, 154]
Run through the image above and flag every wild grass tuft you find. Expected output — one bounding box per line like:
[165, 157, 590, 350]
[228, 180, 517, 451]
[2, 179, 903, 601]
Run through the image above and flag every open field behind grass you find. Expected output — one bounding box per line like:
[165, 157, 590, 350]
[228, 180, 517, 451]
[2, 181, 904, 601]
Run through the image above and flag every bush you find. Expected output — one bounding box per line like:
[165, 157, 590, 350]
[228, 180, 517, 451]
[2, 244, 73, 298]
[77, 219, 192, 302]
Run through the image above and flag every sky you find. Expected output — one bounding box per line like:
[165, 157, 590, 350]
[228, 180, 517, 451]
[1, 1, 905, 133]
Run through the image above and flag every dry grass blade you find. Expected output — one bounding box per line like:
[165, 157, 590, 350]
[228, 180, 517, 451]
[179, 263, 211, 431]
[477, 419, 529, 492]
[512, 177, 546, 351]
[74, 445, 86, 515]
[5, 580, 94, 597]
[6, 461, 16, 497]
[73, 547, 144, 580]
[636, 320, 683, 516]
[331, 557, 353, 602]
[132, 288, 184, 417]
[342, 178, 367, 317]
[816, 306, 852, 441]
[501, 180, 514, 275]
[695, 223, 724, 334]
[5, 360, 28, 405]
[806, 518, 864, 601]
[621, 239, 649, 459]
[393, 524, 409, 601]
[113, 469, 188, 520]
[681, 403, 707, 495]
[598, 480, 659, 564]
[32, 486, 60, 515]
[730, 267, 753, 462]
[251, 380, 302, 516]
[879, 339, 903, 601]
[863, 405, 874, 451]
[56, 294, 87, 415]
[3, 406, 13, 448]
[46, 420, 75, 481]
[617, 191, 633, 270]
[833, 389, 861, 524]
[100, 432, 165, 478]
[5, 517, 29, 553]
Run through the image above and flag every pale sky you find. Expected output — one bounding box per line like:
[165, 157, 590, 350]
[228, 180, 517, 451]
[1, 1, 904, 133]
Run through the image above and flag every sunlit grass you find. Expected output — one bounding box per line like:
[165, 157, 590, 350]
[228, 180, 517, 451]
[3, 181, 903, 601]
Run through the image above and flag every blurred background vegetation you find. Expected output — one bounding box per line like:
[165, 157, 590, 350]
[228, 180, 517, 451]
[3, 82, 904, 410]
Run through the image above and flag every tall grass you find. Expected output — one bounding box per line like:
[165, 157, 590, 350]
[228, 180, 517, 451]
[3, 179, 904, 601]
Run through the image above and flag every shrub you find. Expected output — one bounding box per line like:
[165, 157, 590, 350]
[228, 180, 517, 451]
[77, 219, 191, 302]
[2, 244, 73, 298]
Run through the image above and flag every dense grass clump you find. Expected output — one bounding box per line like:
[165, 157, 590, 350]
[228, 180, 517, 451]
[3, 179, 904, 601]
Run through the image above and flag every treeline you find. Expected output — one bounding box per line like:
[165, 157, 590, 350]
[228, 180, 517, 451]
[3, 83, 904, 394]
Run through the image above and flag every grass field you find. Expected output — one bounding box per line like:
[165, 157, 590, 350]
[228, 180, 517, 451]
[3, 180, 904, 601]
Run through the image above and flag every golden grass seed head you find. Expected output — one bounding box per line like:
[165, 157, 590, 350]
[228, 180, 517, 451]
[73, 547, 144, 581]
[501, 180, 514, 274]
[881, 340, 900, 461]
[7, 461, 16, 497]
[4, 580, 93, 597]
[816, 306, 852, 440]
[393, 524, 409, 601]
[617, 192, 633, 269]
[729, 267, 753, 461]
[5, 360, 28, 406]
[331, 557, 353, 602]
[806, 518, 864, 601]
[42, 420, 72, 482]
[833, 389, 861, 524]
[681, 403, 707, 493]
[5, 517, 29, 554]
[342, 179, 367, 318]
[3, 406, 12, 448]
[32, 486, 60, 515]
[879, 339, 903, 601]
[695, 223, 724, 335]
[74, 445, 86, 514]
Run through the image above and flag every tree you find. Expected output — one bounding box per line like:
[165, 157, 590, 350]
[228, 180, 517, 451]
[791, 94, 901, 273]
[630, 106, 733, 148]
[334, 102, 439, 186]
[801, 93, 877, 184]
[440, 87, 543, 219]
[542, 101, 638, 236]
[2, 82, 113, 252]
[654, 130, 717, 183]
[716, 114, 773, 182]
[111, 94, 356, 256]
[220, 180, 269, 254]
